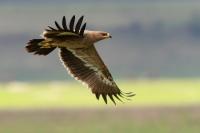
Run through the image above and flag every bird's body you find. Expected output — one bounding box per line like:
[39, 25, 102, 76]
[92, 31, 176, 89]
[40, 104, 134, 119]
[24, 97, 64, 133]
[25, 15, 134, 104]
[41, 30, 107, 49]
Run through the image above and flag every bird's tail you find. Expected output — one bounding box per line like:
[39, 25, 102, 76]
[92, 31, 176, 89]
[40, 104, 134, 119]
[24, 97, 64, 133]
[25, 39, 56, 55]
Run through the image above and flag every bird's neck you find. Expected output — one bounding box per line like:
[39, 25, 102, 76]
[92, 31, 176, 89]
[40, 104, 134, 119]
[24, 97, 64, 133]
[84, 30, 103, 43]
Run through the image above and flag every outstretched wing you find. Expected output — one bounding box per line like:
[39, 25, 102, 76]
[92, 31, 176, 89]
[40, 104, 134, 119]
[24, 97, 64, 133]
[43, 15, 86, 39]
[59, 45, 135, 104]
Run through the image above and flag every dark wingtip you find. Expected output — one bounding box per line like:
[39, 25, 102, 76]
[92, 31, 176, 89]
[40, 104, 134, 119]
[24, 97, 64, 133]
[108, 94, 116, 105]
[45, 29, 51, 32]
[94, 91, 135, 105]
[80, 23, 86, 36]
[75, 16, 84, 33]
[46, 15, 86, 36]
[113, 94, 123, 103]
[55, 21, 63, 30]
[62, 16, 68, 31]
[48, 26, 56, 31]
[69, 15, 76, 31]
[121, 91, 136, 97]
[102, 94, 108, 104]
[95, 93, 100, 100]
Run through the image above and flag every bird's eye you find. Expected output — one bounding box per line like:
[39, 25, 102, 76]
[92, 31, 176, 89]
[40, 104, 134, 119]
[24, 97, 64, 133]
[101, 33, 107, 36]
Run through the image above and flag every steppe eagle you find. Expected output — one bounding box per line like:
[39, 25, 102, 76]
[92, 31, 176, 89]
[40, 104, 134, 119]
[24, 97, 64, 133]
[25, 15, 135, 104]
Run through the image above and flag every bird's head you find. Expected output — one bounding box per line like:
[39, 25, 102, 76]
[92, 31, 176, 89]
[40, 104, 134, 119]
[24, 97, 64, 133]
[98, 31, 112, 39]
[85, 30, 112, 43]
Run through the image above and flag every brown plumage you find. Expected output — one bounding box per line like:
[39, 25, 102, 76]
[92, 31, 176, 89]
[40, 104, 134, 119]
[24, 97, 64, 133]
[25, 15, 135, 104]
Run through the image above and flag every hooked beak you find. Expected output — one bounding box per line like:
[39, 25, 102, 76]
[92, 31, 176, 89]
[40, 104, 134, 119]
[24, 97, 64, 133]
[107, 33, 112, 38]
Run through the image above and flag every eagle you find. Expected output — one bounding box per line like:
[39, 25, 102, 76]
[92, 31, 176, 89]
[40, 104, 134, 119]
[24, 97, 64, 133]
[25, 15, 135, 104]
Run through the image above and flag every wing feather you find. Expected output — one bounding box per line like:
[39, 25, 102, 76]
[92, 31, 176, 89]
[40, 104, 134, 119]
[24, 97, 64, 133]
[75, 16, 84, 33]
[44, 15, 86, 38]
[55, 21, 63, 30]
[80, 23, 86, 36]
[62, 16, 68, 31]
[59, 46, 135, 104]
[69, 15, 75, 31]
[48, 26, 56, 31]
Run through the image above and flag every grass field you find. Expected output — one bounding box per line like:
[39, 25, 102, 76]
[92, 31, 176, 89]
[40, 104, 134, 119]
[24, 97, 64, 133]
[0, 79, 200, 133]
[0, 79, 200, 108]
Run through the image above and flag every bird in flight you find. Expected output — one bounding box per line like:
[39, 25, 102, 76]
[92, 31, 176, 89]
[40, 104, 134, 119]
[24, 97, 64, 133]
[25, 15, 135, 104]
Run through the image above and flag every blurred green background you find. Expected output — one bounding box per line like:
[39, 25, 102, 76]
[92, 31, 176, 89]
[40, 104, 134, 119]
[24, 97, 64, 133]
[0, 0, 200, 133]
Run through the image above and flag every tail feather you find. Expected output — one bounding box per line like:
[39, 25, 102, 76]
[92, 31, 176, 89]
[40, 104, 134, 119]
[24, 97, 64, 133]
[34, 47, 56, 55]
[25, 39, 56, 55]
